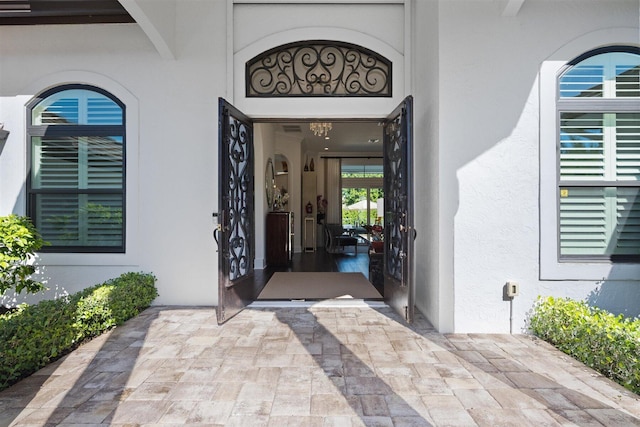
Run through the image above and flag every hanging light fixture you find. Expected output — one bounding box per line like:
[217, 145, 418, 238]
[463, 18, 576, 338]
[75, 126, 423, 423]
[309, 122, 332, 138]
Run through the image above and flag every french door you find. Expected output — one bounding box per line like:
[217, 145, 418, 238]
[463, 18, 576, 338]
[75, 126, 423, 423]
[216, 96, 415, 323]
[383, 96, 416, 323]
[216, 98, 260, 324]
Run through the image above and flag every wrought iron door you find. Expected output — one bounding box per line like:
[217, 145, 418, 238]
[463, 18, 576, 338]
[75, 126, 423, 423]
[383, 96, 415, 323]
[216, 98, 258, 324]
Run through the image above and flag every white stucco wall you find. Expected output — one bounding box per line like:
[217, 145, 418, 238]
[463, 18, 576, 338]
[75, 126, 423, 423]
[231, 2, 407, 117]
[412, 0, 450, 332]
[1, 0, 638, 333]
[438, 0, 640, 333]
[0, 1, 228, 306]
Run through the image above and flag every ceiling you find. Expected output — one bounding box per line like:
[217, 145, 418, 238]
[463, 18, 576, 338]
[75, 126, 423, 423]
[275, 121, 384, 154]
[0, 0, 134, 25]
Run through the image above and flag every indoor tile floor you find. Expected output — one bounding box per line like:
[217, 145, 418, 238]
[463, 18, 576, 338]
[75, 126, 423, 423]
[1, 305, 639, 426]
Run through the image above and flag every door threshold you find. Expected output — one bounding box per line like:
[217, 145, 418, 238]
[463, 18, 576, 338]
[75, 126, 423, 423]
[249, 299, 387, 308]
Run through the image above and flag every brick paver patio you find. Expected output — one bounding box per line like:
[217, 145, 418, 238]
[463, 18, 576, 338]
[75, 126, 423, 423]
[1, 304, 639, 426]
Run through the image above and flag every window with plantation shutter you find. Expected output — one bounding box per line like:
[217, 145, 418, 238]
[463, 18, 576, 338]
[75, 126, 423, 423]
[27, 85, 125, 253]
[557, 47, 640, 260]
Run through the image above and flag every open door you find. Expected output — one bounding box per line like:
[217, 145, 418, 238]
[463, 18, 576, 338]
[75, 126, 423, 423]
[216, 98, 260, 324]
[383, 96, 415, 323]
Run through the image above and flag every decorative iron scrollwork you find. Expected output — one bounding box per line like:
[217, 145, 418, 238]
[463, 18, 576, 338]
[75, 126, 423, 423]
[225, 113, 253, 281]
[384, 109, 406, 283]
[246, 40, 392, 97]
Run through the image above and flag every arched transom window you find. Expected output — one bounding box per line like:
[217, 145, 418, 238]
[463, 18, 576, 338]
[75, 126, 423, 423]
[246, 40, 392, 97]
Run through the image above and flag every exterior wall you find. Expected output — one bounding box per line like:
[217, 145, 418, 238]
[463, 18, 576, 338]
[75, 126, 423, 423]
[412, 0, 450, 331]
[1, 0, 638, 333]
[0, 1, 228, 306]
[231, 2, 407, 117]
[437, 0, 640, 332]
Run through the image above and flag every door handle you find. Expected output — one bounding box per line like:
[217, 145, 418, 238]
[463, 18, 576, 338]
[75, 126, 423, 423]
[213, 227, 221, 251]
[399, 224, 417, 240]
[212, 212, 222, 251]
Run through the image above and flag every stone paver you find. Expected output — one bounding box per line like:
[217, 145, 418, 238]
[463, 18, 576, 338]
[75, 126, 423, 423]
[0, 305, 639, 426]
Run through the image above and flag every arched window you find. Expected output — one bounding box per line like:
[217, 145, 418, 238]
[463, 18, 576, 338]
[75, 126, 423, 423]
[557, 46, 640, 260]
[27, 85, 126, 253]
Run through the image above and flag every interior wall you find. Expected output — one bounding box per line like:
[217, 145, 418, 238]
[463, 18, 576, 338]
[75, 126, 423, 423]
[275, 133, 303, 252]
[253, 123, 276, 269]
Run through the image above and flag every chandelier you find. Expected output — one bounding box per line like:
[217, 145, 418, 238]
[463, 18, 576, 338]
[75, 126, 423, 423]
[309, 122, 332, 138]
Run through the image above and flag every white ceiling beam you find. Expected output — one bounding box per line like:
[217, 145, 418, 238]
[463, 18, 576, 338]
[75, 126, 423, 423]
[502, 0, 525, 17]
[118, 0, 176, 60]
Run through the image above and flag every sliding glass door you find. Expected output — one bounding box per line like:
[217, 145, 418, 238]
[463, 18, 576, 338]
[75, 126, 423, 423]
[341, 187, 383, 228]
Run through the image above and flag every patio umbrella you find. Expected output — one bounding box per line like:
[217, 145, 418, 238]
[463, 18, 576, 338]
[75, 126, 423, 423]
[346, 200, 377, 210]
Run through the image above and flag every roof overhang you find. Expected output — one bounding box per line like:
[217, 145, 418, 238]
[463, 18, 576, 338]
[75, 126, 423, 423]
[0, 0, 135, 25]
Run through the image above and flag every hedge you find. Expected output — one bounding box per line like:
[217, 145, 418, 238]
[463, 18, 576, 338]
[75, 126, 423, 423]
[529, 296, 640, 395]
[0, 272, 158, 391]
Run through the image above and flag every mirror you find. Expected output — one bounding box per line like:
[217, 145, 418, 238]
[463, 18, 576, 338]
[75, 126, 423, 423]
[265, 158, 275, 210]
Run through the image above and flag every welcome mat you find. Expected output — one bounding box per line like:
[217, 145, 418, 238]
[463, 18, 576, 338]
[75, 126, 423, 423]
[257, 272, 382, 300]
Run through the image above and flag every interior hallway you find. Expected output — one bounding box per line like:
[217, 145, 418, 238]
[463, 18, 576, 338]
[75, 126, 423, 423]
[261, 244, 379, 296]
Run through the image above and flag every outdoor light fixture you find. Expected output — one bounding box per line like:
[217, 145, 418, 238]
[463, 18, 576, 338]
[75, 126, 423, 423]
[310, 122, 332, 138]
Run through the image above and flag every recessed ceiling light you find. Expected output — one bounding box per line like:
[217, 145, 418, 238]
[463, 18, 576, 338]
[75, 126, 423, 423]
[325, 136, 330, 140]
[368, 138, 379, 143]
[324, 147, 329, 151]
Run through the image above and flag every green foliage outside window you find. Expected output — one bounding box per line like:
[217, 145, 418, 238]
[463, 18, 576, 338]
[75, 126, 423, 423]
[341, 185, 383, 226]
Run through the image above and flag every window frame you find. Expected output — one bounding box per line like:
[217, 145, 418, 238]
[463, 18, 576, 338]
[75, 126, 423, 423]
[540, 42, 640, 281]
[26, 84, 127, 253]
[556, 46, 640, 262]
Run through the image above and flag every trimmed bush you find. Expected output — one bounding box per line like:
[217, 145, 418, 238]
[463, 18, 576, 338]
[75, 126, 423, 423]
[530, 296, 640, 395]
[0, 272, 157, 390]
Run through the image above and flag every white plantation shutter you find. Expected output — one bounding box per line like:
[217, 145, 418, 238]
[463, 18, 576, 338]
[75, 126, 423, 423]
[87, 136, 124, 188]
[559, 187, 608, 255]
[35, 194, 80, 245]
[559, 64, 604, 98]
[32, 137, 79, 188]
[86, 194, 123, 246]
[87, 97, 123, 125]
[557, 49, 640, 259]
[559, 113, 605, 180]
[616, 65, 640, 97]
[615, 188, 640, 255]
[616, 113, 640, 181]
[28, 86, 125, 251]
[558, 114, 640, 257]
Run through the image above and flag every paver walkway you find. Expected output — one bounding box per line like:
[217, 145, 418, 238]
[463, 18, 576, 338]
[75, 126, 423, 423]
[1, 304, 639, 426]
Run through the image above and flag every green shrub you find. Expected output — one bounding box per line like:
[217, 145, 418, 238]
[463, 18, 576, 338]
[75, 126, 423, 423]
[0, 214, 46, 295]
[0, 272, 157, 390]
[530, 296, 640, 395]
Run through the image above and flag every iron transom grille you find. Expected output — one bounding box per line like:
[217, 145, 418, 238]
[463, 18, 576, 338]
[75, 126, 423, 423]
[246, 40, 392, 98]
